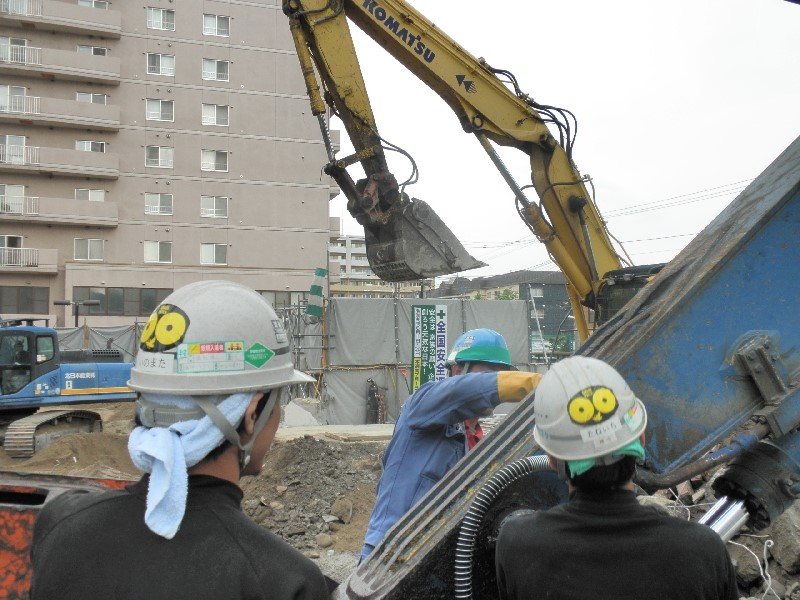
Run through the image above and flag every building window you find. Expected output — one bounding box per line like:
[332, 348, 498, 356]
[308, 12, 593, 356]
[75, 188, 105, 202]
[147, 53, 175, 76]
[73, 286, 172, 316]
[78, 0, 108, 8]
[144, 193, 173, 215]
[146, 7, 175, 31]
[0, 37, 28, 65]
[145, 98, 174, 121]
[200, 243, 227, 265]
[258, 291, 307, 309]
[0, 286, 48, 314]
[202, 58, 229, 81]
[200, 195, 228, 218]
[201, 150, 228, 172]
[145, 145, 173, 168]
[201, 103, 229, 126]
[76, 91, 107, 104]
[529, 286, 544, 298]
[203, 14, 230, 36]
[77, 45, 108, 56]
[74, 238, 104, 261]
[75, 140, 106, 152]
[144, 240, 172, 263]
[0, 84, 26, 112]
[0, 184, 24, 214]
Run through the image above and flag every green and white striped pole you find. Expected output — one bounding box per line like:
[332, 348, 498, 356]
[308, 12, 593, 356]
[306, 267, 327, 320]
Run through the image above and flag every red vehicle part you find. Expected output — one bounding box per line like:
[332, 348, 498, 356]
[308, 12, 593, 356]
[0, 471, 133, 599]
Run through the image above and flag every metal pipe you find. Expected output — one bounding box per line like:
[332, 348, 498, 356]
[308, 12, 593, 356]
[698, 496, 749, 542]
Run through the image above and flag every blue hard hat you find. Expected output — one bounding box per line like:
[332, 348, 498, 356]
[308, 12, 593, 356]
[447, 329, 513, 368]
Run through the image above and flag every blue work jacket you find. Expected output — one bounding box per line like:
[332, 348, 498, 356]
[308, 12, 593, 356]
[362, 372, 500, 554]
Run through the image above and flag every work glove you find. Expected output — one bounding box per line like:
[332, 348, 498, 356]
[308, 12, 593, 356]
[497, 371, 542, 403]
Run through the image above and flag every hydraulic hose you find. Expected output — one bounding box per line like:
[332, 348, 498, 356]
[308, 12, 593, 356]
[454, 454, 550, 600]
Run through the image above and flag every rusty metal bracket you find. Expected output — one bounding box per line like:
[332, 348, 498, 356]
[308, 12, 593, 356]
[730, 332, 800, 438]
[327, 146, 381, 172]
[735, 334, 789, 406]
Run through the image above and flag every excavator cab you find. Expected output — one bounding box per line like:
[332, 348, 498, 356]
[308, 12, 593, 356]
[0, 332, 32, 395]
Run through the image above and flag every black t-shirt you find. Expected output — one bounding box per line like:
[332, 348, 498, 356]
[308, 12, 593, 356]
[496, 488, 738, 600]
[31, 474, 329, 600]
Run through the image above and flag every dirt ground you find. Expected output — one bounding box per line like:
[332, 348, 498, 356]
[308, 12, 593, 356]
[0, 402, 383, 583]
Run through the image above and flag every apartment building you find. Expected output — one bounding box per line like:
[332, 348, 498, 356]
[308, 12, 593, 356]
[328, 217, 430, 299]
[0, 0, 336, 325]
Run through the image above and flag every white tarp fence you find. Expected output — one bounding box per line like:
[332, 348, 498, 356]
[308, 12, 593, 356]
[57, 298, 538, 425]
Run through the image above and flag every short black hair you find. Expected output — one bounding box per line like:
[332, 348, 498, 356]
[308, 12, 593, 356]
[568, 455, 637, 492]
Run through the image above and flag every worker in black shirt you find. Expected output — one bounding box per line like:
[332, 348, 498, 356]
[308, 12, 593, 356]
[31, 281, 329, 600]
[495, 356, 739, 600]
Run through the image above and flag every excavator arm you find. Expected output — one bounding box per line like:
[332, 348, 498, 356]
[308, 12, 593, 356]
[284, 0, 627, 339]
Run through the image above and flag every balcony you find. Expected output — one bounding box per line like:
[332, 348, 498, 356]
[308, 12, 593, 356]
[0, 45, 120, 84]
[0, 95, 120, 130]
[0, 0, 121, 38]
[0, 195, 117, 226]
[0, 247, 57, 274]
[0, 145, 118, 179]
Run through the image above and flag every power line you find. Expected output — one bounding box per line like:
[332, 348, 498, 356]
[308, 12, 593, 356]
[605, 179, 751, 218]
[620, 232, 698, 243]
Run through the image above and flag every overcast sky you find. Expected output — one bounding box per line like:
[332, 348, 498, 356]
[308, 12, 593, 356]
[327, 0, 800, 279]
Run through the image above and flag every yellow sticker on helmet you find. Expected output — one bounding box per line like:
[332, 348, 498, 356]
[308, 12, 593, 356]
[140, 303, 190, 353]
[567, 386, 618, 426]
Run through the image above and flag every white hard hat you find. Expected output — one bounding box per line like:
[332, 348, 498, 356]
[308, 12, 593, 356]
[129, 280, 313, 395]
[532, 356, 647, 461]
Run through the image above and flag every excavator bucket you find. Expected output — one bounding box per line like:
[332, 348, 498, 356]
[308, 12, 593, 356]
[363, 197, 485, 282]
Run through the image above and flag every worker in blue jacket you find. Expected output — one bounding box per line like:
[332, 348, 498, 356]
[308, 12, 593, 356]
[360, 329, 541, 562]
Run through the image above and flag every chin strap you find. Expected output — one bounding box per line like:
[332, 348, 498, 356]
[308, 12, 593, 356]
[194, 390, 279, 470]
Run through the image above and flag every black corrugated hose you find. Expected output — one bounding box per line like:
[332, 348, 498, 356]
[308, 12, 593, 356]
[454, 455, 550, 600]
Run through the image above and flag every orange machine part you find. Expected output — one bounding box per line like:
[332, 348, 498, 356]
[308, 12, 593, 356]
[0, 474, 134, 600]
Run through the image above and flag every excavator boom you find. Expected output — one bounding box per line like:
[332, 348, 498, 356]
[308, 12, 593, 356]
[284, 0, 629, 338]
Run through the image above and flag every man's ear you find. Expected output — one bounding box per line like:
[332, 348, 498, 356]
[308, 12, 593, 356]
[547, 455, 559, 471]
[242, 392, 265, 436]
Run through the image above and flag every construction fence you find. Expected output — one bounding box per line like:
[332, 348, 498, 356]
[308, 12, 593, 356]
[57, 298, 547, 425]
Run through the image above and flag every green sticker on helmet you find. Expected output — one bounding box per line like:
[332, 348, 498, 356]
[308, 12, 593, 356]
[244, 343, 274, 368]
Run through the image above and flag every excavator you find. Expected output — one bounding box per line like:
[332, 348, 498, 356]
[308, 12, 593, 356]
[283, 1, 800, 599]
[283, 0, 662, 342]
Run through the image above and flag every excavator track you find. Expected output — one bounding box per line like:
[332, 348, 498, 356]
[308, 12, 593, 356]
[3, 410, 103, 458]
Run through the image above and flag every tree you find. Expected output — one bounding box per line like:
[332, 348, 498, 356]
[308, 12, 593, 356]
[496, 288, 518, 300]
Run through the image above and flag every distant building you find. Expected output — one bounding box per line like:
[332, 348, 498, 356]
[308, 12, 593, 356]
[430, 270, 575, 354]
[328, 217, 431, 298]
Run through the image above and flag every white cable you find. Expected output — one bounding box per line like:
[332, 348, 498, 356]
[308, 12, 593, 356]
[726, 539, 778, 600]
